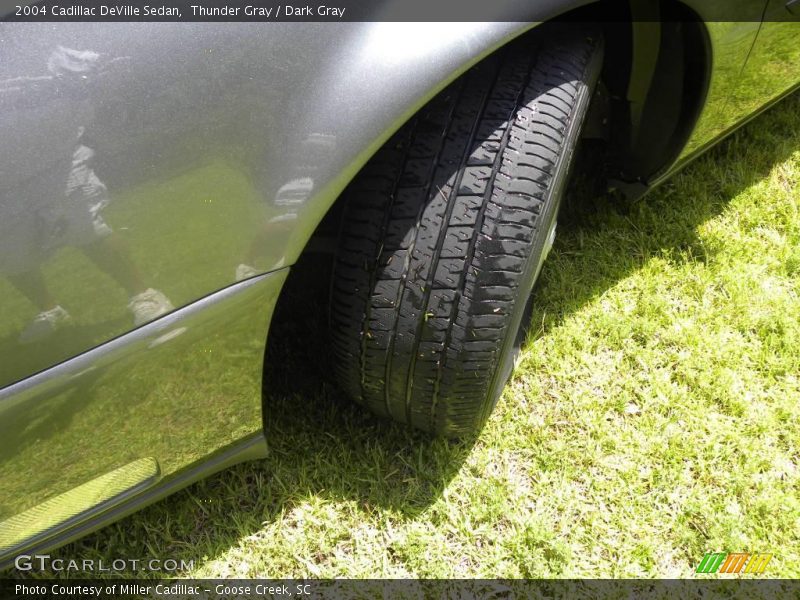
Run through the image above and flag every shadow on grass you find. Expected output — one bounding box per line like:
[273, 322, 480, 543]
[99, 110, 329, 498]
[36, 90, 800, 577]
[27, 254, 479, 577]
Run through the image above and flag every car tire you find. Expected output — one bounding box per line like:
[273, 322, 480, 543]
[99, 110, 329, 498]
[330, 26, 604, 436]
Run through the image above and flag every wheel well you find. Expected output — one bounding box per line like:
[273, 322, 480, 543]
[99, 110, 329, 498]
[602, 0, 711, 188]
[264, 1, 712, 396]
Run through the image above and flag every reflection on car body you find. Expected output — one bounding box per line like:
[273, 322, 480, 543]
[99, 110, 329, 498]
[0, 5, 799, 566]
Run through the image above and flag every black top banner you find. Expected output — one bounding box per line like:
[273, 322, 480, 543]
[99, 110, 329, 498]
[2, 0, 800, 22]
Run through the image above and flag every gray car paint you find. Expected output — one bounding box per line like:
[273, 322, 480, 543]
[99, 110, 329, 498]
[1, 3, 799, 563]
[0, 18, 541, 565]
[0, 21, 536, 390]
[0, 15, 771, 388]
[0, 269, 285, 560]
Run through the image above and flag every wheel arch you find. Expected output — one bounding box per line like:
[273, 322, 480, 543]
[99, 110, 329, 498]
[282, 1, 712, 267]
[263, 0, 714, 399]
[608, 0, 712, 193]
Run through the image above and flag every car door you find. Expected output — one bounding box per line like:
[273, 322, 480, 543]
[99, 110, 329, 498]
[675, 1, 768, 162]
[0, 21, 299, 559]
[727, 0, 800, 118]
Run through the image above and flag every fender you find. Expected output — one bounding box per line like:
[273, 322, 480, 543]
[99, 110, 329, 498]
[0, 11, 589, 387]
[249, 17, 589, 270]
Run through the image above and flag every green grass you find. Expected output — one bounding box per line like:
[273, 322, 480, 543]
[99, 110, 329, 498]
[30, 90, 800, 579]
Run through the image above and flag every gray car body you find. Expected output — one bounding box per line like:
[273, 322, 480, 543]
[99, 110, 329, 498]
[1, 0, 799, 565]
